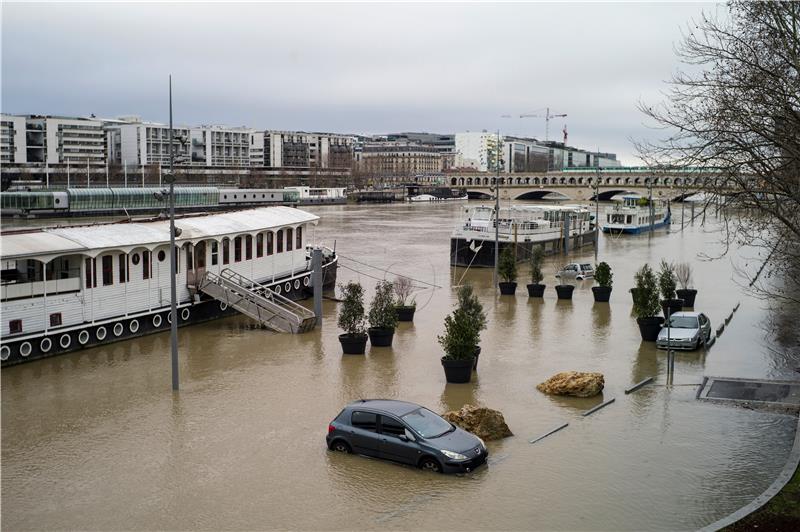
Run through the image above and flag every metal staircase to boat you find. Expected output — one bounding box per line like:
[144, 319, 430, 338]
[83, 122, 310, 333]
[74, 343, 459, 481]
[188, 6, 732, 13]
[198, 269, 316, 333]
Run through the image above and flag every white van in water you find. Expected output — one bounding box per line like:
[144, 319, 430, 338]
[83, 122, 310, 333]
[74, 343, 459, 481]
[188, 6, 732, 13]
[555, 263, 595, 280]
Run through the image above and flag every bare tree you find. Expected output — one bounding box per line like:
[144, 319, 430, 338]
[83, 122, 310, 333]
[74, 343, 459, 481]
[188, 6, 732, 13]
[636, 1, 800, 303]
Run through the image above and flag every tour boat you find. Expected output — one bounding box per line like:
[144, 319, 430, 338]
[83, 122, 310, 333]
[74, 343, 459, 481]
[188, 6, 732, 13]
[406, 186, 468, 202]
[601, 194, 671, 234]
[450, 204, 594, 267]
[0, 207, 337, 366]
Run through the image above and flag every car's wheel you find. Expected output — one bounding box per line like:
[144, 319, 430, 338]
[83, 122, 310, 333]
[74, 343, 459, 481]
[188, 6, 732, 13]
[419, 457, 442, 473]
[330, 440, 351, 454]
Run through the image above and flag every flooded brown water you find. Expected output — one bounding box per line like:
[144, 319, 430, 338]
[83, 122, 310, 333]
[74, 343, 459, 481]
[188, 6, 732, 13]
[2, 202, 799, 531]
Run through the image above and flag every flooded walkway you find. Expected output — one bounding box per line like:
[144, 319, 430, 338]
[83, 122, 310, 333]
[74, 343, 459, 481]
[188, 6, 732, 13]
[2, 202, 798, 530]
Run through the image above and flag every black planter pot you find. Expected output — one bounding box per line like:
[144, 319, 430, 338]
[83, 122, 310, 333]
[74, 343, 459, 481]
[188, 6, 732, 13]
[473, 345, 481, 371]
[555, 285, 575, 300]
[367, 327, 395, 347]
[630, 287, 641, 304]
[499, 281, 517, 295]
[592, 286, 612, 303]
[396, 306, 416, 322]
[441, 357, 474, 383]
[527, 283, 546, 297]
[339, 333, 368, 355]
[637, 316, 665, 341]
[676, 289, 697, 308]
[661, 298, 685, 318]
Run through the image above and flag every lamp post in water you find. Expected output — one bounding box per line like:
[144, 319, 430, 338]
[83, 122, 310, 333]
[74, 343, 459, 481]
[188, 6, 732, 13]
[493, 129, 501, 296]
[167, 75, 179, 392]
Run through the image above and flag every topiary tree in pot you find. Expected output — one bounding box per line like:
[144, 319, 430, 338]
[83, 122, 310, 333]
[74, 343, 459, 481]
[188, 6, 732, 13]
[457, 283, 487, 371]
[592, 261, 613, 302]
[337, 282, 368, 354]
[658, 259, 684, 318]
[675, 262, 697, 307]
[438, 283, 485, 382]
[393, 275, 416, 322]
[367, 280, 398, 347]
[497, 246, 518, 295]
[633, 264, 664, 341]
[526, 245, 546, 297]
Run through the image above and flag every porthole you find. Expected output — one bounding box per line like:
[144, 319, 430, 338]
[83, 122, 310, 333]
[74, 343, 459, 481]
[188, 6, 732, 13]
[262, 194, 265, 199]
[285, 282, 292, 293]
[60, 334, 72, 349]
[234, 194, 238, 199]
[181, 308, 190, 321]
[219, 301, 228, 311]
[20, 342, 32, 357]
[96, 326, 107, 341]
[294, 279, 301, 290]
[78, 330, 90, 345]
[0, 345, 10, 361]
[55, 198, 61, 205]
[132, 253, 140, 265]
[113, 323, 124, 337]
[224, 194, 228, 199]
[303, 276, 310, 287]
[40, 337, 53, 353]
[152, 314, 162, 327]
[158, 250, 166, 262]
[167, 312, 173, 324]
[129, 319, 139, 333]
[274, 284, 282, 295]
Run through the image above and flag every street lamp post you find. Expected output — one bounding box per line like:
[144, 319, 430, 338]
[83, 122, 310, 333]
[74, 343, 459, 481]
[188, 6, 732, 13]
[594, 159, 601, 262]
[168, 75, 179, 392]
[493, 129, 501, 296]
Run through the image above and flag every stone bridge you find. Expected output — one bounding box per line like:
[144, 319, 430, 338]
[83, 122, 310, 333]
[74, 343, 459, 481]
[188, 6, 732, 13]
[447, 170, 712, 201]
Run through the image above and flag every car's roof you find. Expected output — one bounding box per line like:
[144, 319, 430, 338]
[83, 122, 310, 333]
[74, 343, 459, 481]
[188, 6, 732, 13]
[671, 311, 701, 318]
[346, 399, 422, 416]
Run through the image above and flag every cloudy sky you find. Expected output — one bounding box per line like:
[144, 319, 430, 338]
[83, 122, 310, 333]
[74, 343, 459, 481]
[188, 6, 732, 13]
[2, 1, 719, 164]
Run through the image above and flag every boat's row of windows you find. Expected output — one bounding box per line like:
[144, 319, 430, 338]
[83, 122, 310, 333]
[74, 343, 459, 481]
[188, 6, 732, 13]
[83, 227, 303, 288]
[7, 312, 62, 334]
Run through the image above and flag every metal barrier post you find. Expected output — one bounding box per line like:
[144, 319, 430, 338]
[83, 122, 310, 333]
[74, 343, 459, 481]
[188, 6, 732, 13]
[312, 247, 323, 326]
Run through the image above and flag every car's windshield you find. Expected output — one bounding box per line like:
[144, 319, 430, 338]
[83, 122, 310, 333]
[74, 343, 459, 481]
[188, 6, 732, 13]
[668, 316, 699, 328]
[401, 408, 453, 438]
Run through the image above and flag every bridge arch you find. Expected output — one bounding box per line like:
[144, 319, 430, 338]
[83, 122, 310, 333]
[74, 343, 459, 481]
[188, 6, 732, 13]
[595, 189, 635, 201]
[515, 190, 572, 201]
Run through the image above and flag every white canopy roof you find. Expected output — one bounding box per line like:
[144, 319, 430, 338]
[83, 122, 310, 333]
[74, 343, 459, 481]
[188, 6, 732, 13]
[0, 207, 318, 261]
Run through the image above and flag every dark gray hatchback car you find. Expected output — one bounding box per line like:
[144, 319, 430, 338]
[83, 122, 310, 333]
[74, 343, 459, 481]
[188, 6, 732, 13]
[326, 399, 488, 474]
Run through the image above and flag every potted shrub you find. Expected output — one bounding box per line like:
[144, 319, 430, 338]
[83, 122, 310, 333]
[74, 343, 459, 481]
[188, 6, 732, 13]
[592, 261, 613, 302]
[438, 284, 485, 382]
[498, 246, 518, 295]
[526, 245, 546, 297]
[675, 262, 698, 307]
[658, 259, 684, 318]
[456, 283, 487, 371]
[633, 264, 664, 341]
[367, 280, 398, 347]
[337, 282, 368, 355]
[554, 267, 575, 300]
[393, 275, 416, 322]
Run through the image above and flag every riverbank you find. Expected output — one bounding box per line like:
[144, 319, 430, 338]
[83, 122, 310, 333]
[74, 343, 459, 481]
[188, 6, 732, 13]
[727, 465, 800, 530]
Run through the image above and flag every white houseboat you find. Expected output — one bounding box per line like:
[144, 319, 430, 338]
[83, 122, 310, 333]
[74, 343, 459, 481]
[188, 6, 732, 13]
[450, 204, 594, 267]
[601, 194, 672, 234]
[0, 207, 337, 366]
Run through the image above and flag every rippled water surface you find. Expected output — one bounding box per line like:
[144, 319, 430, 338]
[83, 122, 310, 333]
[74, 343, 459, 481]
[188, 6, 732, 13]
[2, 202, 798, 531]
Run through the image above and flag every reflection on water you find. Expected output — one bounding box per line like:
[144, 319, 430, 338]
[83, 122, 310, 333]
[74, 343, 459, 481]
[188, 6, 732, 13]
[2, 202, 799, 531]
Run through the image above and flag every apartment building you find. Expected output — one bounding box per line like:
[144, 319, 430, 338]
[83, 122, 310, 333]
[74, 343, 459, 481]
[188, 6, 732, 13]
[360, 142, 443, 175]
[1, 114, 27, 164]
[455, 131, 503, 172]
[263, 131, 353, 169]
[502, 136, 550, 173]
[1, 115, 107, 166]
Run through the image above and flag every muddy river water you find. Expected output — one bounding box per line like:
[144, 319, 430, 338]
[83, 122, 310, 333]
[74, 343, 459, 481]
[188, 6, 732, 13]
[2, 202, 799, 531]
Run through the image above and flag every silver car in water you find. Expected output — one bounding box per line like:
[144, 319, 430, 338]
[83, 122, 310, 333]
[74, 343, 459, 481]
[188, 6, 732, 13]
[656, 311, 712, 350]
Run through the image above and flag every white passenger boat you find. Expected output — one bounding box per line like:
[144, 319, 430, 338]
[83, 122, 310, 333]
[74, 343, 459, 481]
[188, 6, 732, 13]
[406, 186, 468, 202]
[0, 207, 337, 365]
[601, 194, 671, 234]
[450, 204, 593, 267]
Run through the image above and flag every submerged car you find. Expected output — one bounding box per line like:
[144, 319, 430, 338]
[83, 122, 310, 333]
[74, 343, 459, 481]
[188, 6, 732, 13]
[555, 263, 594, 280]
[656, 311, 712, 350]
[326, 399, 488, 474]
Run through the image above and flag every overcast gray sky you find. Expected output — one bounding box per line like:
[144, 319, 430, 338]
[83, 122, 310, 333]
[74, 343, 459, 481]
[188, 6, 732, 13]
[2, 1, 718, 164]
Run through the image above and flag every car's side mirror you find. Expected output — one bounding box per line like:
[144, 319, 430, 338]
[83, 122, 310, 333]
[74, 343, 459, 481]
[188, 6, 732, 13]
[401, 429, 415, 442]
[398, 434, 409, 442]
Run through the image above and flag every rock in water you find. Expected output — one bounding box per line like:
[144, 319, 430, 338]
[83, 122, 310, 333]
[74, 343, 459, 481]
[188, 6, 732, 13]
[536, 371, 605, 398]
[441, 404, 513, 441]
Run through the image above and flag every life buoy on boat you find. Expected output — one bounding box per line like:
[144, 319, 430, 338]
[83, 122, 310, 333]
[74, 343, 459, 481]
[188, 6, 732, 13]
[294, 279, 301, 290]
[20, 342, 32, 357]
[40, 337, 52, 353]
[78, 330, 90, 345]
[274, 284, 282, 295]
[285, 282, 292, 293]
[219, 301, 228, 311]
[167, 312, 173, 324]
[152, 314, 162, 327]
[0, 345, 10, 361]
[181, 308, 190, 321]
[96, 326, 107, 341]
[129, 320, 140, 334]
[60, 334, 72, 349]
[113, 323, 124, 337]
[303, 276, 310, 287]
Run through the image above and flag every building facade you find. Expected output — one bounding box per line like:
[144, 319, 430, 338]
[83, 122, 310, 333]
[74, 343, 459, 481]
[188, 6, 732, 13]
[1, 114, 27, 164]
[360, 142, 443, 175]
[2, 115, 107, 166]
[263, 131, 353, 169]
[455, 131, 503, 172]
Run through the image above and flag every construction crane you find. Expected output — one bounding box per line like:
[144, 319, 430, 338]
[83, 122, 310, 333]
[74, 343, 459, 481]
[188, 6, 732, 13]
[519, 107, 567, 142]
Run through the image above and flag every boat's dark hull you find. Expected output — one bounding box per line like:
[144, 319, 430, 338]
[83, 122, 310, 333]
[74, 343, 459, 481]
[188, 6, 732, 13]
[450, 234, 595, 268]
[0, 261, 337, 367]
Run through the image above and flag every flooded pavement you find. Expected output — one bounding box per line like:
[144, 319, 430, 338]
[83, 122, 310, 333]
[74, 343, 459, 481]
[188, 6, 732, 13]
[2, 202, 799, 531]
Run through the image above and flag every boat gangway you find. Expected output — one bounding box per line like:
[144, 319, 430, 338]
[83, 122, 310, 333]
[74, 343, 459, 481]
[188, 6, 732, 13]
[198, 269, 316, 334]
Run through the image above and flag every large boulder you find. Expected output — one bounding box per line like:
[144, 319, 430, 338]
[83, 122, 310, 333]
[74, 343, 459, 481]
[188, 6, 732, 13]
[441, 404, 513, 441]
[536, 371, 605, 398]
